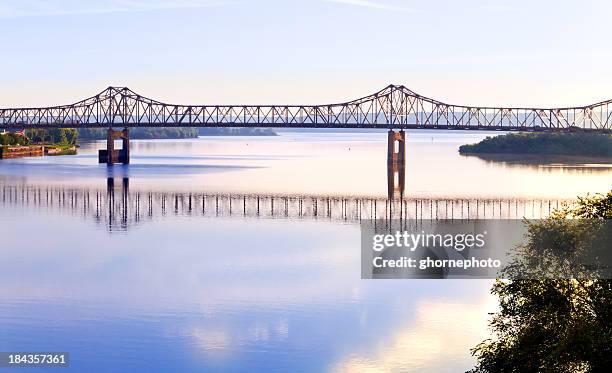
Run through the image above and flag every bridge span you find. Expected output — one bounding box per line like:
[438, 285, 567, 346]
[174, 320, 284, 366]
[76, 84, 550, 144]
[2, 85, 609, 164]
[1, 85, 610, 131]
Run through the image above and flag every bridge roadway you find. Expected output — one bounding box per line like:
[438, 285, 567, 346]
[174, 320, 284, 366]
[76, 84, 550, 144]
[1, 181, 567, 231]
[1, 85, 610, 131]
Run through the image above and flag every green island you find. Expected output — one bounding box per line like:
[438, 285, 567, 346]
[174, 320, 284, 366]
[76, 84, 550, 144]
[459, 132, 612, 158]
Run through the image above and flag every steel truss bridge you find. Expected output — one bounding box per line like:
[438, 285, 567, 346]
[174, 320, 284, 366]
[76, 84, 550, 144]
[1, 181, 567, 231]
[1, 85, 610, 131]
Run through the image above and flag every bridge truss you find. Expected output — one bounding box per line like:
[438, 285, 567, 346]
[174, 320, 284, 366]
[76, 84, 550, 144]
[1, 85, 610, 131]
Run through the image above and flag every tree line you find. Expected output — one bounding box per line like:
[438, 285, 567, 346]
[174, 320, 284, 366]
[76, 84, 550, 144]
[1, 129, 78, 146]
[459, 132, 612, 157]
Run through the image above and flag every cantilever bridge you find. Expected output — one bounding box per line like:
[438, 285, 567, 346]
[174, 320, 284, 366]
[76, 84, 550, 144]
[1, 85, 611, 131]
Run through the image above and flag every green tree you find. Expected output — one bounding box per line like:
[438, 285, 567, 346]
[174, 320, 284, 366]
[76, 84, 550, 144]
[470, 191, 612, 373]
[23, 129, 78, 145]
[0, 132, 29, 146]
[459, 133, 612, 157]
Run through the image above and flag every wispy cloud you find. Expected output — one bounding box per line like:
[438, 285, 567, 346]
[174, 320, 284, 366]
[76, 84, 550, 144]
[324, 0, 414, 12]
[0, 0, 231, 19]
[481, 0, 517, 12]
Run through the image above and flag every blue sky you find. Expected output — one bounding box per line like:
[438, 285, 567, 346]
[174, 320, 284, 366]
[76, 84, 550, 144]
[0, 0, 609, 107]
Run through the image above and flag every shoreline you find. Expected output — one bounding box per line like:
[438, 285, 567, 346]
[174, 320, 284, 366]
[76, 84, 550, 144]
[0, 145, 77, 159]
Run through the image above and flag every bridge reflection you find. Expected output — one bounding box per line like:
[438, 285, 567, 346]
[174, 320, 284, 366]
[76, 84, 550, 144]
[0, 178, 567, 231]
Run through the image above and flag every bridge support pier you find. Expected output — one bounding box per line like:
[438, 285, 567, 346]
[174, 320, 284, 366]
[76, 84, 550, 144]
[99, 127, 130, 165]
[387, 129, 406, 199]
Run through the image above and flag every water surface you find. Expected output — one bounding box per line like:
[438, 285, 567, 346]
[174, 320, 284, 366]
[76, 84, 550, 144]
[0, 130, 609, 372]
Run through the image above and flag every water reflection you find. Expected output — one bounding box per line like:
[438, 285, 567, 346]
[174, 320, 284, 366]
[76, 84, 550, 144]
[333, 299, 495, 372]
[0, 133, 607, 372]
[461, 153, 612, 172]
[0, 178, 495, 372]
[1, 178, 567, 232]
[387, 162, 405, 200]
[3, 132, 610, 199]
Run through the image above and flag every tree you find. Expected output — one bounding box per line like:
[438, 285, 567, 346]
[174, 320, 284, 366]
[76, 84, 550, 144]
[470, 191, 612, 373]
[0, 132, 29, 146]
[23, 129, 78, 145]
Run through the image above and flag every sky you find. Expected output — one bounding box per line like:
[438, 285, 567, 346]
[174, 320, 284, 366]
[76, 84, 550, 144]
[0, 0, 610, 108]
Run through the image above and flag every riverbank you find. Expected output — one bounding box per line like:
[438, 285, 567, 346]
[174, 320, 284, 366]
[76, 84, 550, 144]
[45, 145, 77, 156]
[0, 145, 44, 159]
[459, 132, 612, 158]
[0, 145, 77, 159]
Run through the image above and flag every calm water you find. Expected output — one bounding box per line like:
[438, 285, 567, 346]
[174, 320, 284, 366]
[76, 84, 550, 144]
[0, 130, 610, 372]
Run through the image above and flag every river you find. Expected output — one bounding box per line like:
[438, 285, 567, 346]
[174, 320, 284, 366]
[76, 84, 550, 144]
[0, 130, 610, 372]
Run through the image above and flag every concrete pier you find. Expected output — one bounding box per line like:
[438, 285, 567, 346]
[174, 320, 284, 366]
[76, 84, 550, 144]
[387, 129, 406, 199]
[387, 129, 405, 166]
[99, 128, 130, 165]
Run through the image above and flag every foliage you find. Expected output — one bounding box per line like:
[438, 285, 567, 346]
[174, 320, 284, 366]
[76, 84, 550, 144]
[470, 191, 612, 372]
[78, 127, 198, 140]
[24, 129, 78, 145]
[77, 127, 277, 139]
[5, 127, 276, 143]
[197, 127, 277, 136]
[459, 132, 612, 157]
[0, 132, 30, 146]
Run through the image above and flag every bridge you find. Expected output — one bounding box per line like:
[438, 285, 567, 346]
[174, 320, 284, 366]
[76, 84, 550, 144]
[1, 85, 610, 131]
[1, 85, 610, 164]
